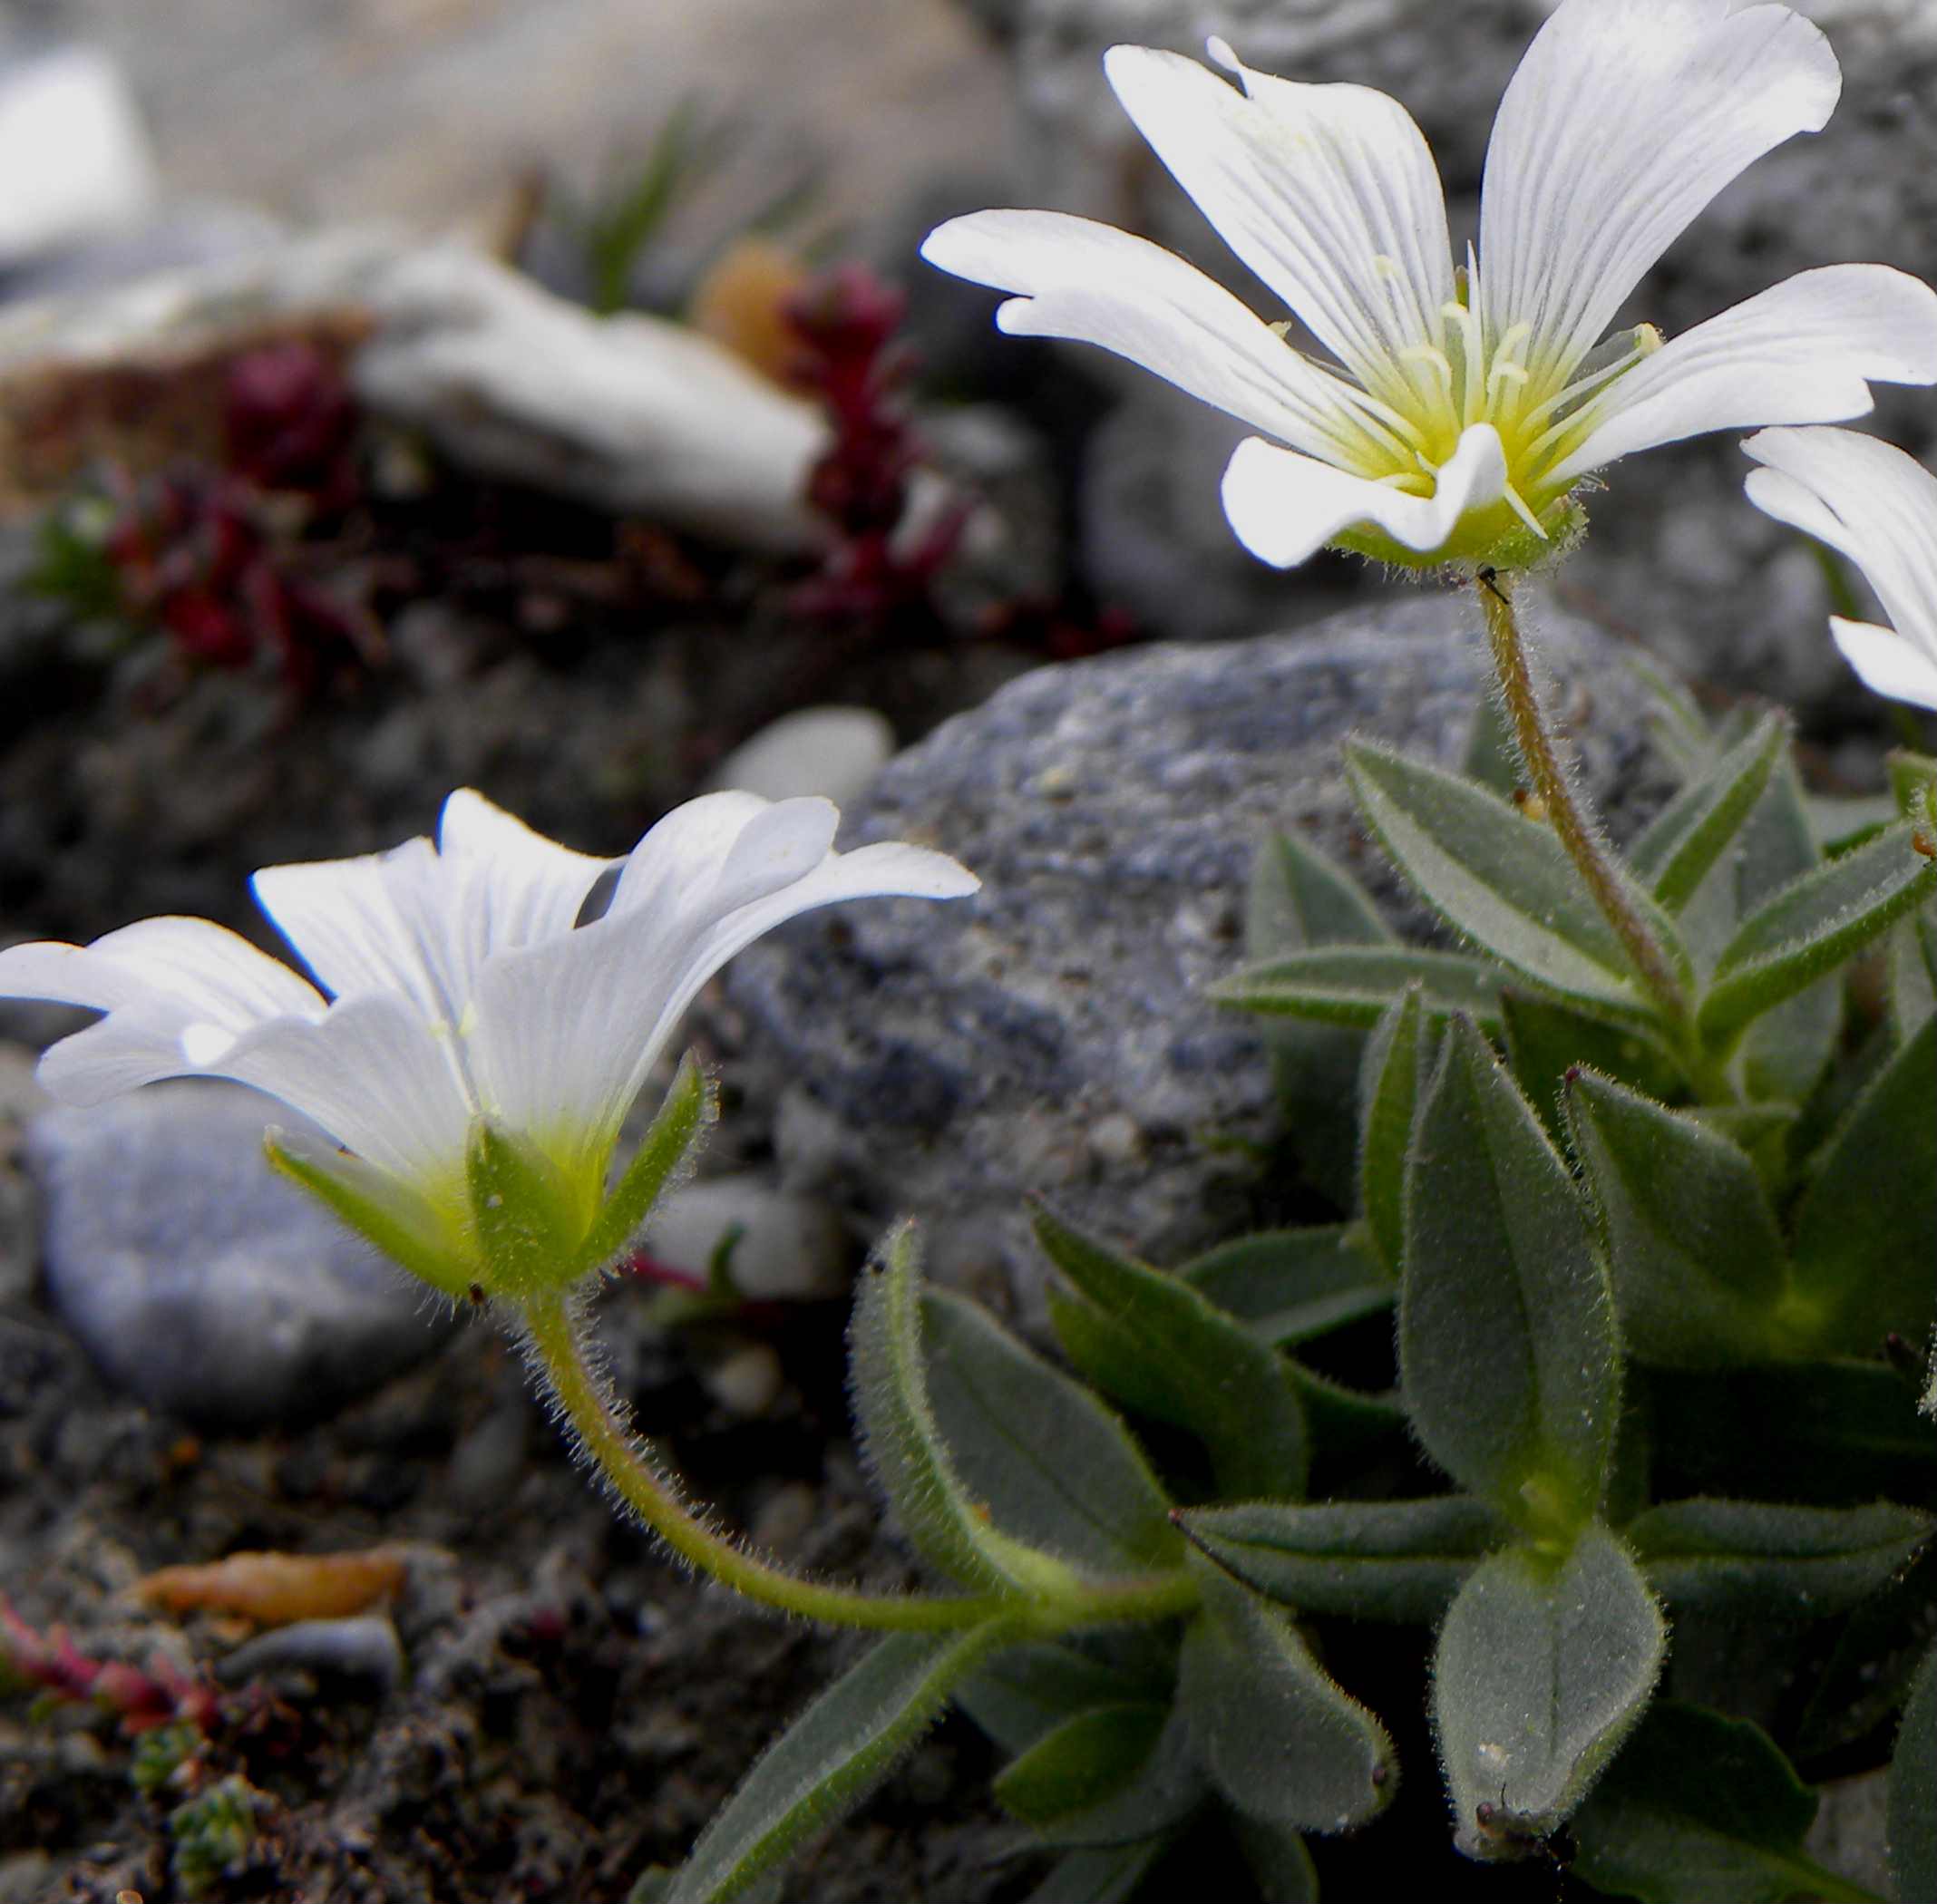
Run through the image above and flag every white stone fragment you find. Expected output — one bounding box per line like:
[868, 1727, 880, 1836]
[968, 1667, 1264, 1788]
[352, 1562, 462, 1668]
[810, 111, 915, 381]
[707, 707, 895, 807]
[647, 1173, 850, 1302]
[0, 47, 156, 263]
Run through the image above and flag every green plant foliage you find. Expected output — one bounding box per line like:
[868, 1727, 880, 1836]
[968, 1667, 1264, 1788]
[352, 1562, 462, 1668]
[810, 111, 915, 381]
[1625, 1498, 1934, 1618]
[1501, 987, 1683, 1137]
[1177, 1564, 1397, 1834]
[920, 1287, 1183, 1579]
[1563, 1069, 1796, 1366]
[1358, 985, 1428, 1273]
[1178, 1224, 1392, 1347]
[1401, 1016, 1620, 1533]
[1019, 1841, 1171, 1904]
[1209, 944, 1504, 1034]
[994, 1704, 1173, 1828]
[667, 1624, 1013, 1904]
[1180, 1496, 1507, 1624]
[1431, 1525, 1665, 1860]
[1890, 1641, 1937, 1904]
[1629, 714, 1786, 915]
[1345, 737, 1674, 1021]
[958, 1642, 1165, 1757]
[1786, 1014, 1937, 1354]
[1888, 906, 1937, 1037]
[578, 1053, 714, 1272]
[1036, 1205, 1309, 1498]
[1572, 1703, 1882, 1904]
[1230, 1815, 1321, 1903]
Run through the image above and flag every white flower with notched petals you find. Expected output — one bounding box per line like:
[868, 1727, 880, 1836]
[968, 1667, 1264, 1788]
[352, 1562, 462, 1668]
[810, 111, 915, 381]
[0, 790, 977, 1297]
[923, 0, 1937, 573]
[1744, 425, 1937, 712]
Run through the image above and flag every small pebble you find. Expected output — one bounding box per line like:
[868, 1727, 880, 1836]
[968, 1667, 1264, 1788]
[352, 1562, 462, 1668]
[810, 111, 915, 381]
[699, 1341, 784, 1419]
[647, 1175, 849, 1302]
[707, 706, 894, 807]
[218, 1616, 404, 1695]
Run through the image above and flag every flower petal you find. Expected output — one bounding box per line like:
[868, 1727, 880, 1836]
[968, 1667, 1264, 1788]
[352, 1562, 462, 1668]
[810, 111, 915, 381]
[1551, 267, 1937, 484]
[1478, 0, 1840, 382]
[920, 208, 1384, 465]
[0, 918, 327, 1104]
[1742, 423, 1937, 711]
[1221, 423, 1508, 568]
[473, 829, 978, 1170]
[251, 789, 613, 1017]
[1103, 41, 1454, 403]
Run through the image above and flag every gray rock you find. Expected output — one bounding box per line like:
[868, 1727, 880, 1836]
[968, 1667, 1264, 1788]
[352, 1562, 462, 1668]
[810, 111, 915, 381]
[25, 1080, 457, 1428]
[937, 0, 1937, 714]
[219, 1615, 406, 1695]
[713, 592, 1679, 1319]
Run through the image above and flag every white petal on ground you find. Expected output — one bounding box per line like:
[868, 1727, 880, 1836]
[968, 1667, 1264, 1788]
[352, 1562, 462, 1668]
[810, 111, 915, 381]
[0, 917, 327, 1103]
[1478, 0, 1840, 383]
[1220, 422, 1508, 568]
[1103, 42, 1454, 403]
[1743, 424, 1937, 710]
[472, 830, 978, 1168]
[920, 209, 1387, 465]
[1552, 267, 1937, 483]
[253, 789, 614, 1020]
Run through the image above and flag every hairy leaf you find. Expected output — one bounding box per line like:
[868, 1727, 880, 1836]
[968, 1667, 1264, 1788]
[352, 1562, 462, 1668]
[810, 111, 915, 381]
[1358, 986, 1428, 1275]
[1179, 1224, 1392, 1348]
[1210, 946, 1504, 1034]
[995, 1704, 1173, 1828]
[1630, 714, 1786, 915]
[1891, 1641, 1937, 1904]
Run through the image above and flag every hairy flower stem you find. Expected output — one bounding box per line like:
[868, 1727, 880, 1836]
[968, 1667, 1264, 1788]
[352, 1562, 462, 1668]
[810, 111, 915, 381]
[1479, 574, 1691, 1028]
[521, 1292, 1199, 1634]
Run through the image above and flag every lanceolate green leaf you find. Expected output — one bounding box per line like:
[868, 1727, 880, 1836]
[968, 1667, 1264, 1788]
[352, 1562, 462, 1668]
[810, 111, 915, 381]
[921, 1287, 1183, 1579]
[1431, 1525, 1665, 1860]
[1698, 821, 1937, 1050]
[1358, 986, 1427, 1275]
[1036, 1207, 1309, 1500]
[1345, 738, 1667, 1018]
[1209, 946, 1503, 1033]
[994, 1704, 1172, 1828]
[1501, 988, 1683, 1134]
[1787, 1014, 1937, 1354]
[1890, 1641, 1937, 1904]
[1626, 1498, 1934, 1618]
[1401, 1017, 1619, 1532]
[1562, 1069, 1794, 1367]
[1179, 1224, 1392, 1348]
[1572, 1703, 1878, 1904]
[1178, 1563, 1396, 1835]
[850, 1224, 1066, 1595]
[1180, 1496, 1508, 1625]
[1027, 1707, 1208, 1850]
[667, 1622, 1011, 1904]
[958, 1643, 1163, 1757]
[1248, 830, 1390, 955]
[1630, 713, 1786, 915]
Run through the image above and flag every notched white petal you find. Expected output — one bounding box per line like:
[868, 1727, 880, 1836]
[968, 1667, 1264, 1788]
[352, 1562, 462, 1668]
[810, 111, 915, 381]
[1222, 423, 1508, 568]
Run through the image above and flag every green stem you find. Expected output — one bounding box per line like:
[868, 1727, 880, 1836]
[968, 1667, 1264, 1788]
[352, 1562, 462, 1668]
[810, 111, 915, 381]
[1479, 575, 1691, 1029]
[520, 1291, 1198, 1634]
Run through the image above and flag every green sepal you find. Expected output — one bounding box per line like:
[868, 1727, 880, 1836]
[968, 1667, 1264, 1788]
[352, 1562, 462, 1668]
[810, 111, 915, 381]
[664, 1621, 1012, 1904]
[1629, 712, 1786, 915]
[1358, 985, 1428, 1274]
[1178, 1223, 1392, 1348]
[922, 1286, 1183, 1580]
[1401, 1016, 1619, 1535]
[1562, 1068, 1795, 1367]
[1891, 1641, 1937, 1904]
[1697, 821, 1937, 1050]
[1572, 1702, 1874, 1904]
[1037, 1207, 1309, 1500]
[264, 1130, 476, 1300]
[1431, 1523, 1665, 1861]
[1180, 1496, 1508, 1626]
[576, 1051, 714, 1274]
[1787, 1013, 1937, 1354]
[1345, 737, 1676, 1022]
[1178, 1559, 1397, 1835]
[993, 1703, 1172, 1828]
[1209, 945, 1504, 1035]
[1626, 1498, 1933, 1619]
[466, 1121, 587, 1298]
[850, 1223, 1073, 1597]
[1245, 830, 1390, 1207]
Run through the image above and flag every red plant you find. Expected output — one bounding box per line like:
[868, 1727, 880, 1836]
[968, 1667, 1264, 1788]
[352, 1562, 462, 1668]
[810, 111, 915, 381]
[0, 1593, 219, 1736]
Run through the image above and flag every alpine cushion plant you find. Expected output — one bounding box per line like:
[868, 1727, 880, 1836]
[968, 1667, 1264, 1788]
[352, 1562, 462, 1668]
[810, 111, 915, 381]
[921, 0, 1937, 575]
[1743, 425, 1937, 712]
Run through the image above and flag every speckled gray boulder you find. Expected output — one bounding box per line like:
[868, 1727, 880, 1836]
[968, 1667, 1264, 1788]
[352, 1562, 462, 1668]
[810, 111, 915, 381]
[712, 593, 1679, 1321]
[939, 0, 1937, 714]
[26, 1082, 457, 1428]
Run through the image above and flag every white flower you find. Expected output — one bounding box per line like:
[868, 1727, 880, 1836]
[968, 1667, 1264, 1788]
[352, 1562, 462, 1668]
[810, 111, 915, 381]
[0, 789, 978, 1296]
[1744, 425, 1937, 711]
[922, 0, 1937, 572]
